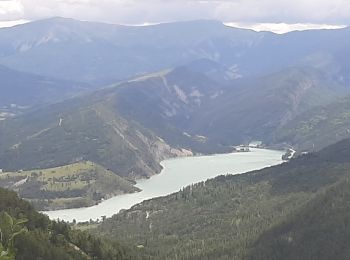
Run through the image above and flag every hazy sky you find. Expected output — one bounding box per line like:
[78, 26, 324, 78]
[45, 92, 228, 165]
[0, 0, 349, 31]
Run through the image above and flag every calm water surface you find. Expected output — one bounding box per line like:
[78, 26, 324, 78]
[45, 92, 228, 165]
[43, 148, 284, 222]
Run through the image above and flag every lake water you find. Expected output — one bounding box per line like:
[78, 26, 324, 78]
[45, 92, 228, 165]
[42, 148, 284, 222]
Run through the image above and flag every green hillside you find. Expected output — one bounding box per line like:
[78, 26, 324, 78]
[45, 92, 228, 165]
[274, 96, 350, 152]
[189, 66, 348, 146]
[107, 65, 348, 153]
[0, 90, 187, 179]
[249, 178, 350, 260]
[0, 162, 138, 210]
[96, 138, 350, 259]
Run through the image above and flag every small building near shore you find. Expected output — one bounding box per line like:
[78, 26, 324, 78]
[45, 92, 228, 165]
[234, 146, 250, 152]
[249, 141, 263, 148]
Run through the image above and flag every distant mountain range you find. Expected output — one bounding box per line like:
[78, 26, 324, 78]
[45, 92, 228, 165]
[0, 18, 260, 85]
[1, 17, 349, 87]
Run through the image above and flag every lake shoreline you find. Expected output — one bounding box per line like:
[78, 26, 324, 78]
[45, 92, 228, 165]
[42, 148, 284, 222]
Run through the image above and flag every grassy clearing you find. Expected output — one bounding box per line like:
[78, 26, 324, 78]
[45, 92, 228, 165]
[0, 161, 139, 210]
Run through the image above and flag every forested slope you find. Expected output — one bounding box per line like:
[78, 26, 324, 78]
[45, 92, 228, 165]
[96, 139, 350, 259]
[274, 96, 350, 152]
[249, 178, 350, 260]
[0, 188, 134, 260]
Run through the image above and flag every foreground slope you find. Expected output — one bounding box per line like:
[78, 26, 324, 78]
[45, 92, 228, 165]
[0, 188, 133, 259]
[249, 178, 350, 260]
[96, 139, 350, 259]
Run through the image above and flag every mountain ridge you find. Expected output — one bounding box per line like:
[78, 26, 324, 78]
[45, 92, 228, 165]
[0, 64, 89, 115]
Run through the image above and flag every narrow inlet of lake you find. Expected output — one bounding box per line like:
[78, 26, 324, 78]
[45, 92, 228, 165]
[43, 148, 284, 222]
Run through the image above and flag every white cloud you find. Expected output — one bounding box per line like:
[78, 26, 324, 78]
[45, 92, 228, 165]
[0, 19, 28, 28]
[0, 0, 23, 18]
[0, 0, 349, 27]
[225, 22, 348, 34]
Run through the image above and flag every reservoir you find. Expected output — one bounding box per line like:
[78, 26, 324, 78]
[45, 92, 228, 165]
[43, 148, 284, 222]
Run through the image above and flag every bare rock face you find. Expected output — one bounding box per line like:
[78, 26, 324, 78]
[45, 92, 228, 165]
[149, 137, 193, 165]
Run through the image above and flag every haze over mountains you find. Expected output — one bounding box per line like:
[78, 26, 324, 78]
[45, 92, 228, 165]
[2, 16, 350, 259]
[1, 17, 349, 86]
[0, 64, 88, 109]
[0, 18, 260, 85]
